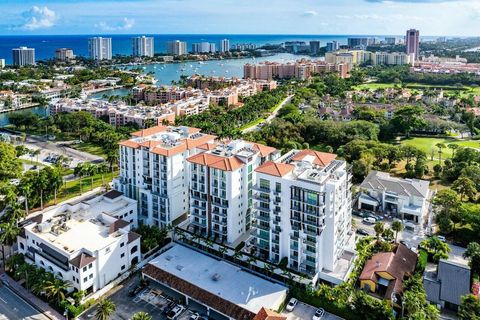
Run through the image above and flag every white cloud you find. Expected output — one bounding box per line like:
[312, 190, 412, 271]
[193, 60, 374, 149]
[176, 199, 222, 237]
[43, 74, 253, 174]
[21, 6, 57, 30]
[95, 17, 135, 31]
[303, 10, 318, 17]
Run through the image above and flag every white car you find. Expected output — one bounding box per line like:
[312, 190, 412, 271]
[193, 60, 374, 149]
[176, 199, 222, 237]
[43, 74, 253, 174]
[312, 308, 325, 320]
[362, 217, 376, 224]
[189, 313, 200, 320]
[436, 235, 446, 242]
[167, 305, 186, 320]
[286, 298, 298, 312]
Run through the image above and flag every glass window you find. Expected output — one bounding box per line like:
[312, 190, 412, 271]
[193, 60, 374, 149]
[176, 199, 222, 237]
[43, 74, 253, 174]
[259, 179, 270, 190]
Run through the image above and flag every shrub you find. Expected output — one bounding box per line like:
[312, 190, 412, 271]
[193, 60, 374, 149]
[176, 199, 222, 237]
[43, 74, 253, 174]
[416, 249, 428, 272]
[235, 241, 245, 251]
[278, 257, 288, 269]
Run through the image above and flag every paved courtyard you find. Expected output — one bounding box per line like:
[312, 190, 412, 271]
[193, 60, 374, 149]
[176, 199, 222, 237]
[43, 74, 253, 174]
[282, 301, 343, 320]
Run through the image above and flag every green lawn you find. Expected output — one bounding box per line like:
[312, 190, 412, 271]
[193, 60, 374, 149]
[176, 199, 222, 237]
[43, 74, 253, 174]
[48, 170, 118, 205]
[399, 137, 480, 160]
[71, 142, 107, 158]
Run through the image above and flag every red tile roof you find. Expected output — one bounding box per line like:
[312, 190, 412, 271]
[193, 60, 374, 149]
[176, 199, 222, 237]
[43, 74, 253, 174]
[255, 161, 294, 177]
[360, 244, 417, 298]
[187, 153, 245, 171]
[131, 125, 168, 137]
[69, 253, 96, 269]
[253, 308, 286, 320]
[291, 149, 337, 166]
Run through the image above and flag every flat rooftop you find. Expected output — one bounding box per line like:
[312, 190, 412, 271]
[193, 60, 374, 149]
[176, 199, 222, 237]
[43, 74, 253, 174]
[147, 244, 287, 314]
[26, 193, 134, 255]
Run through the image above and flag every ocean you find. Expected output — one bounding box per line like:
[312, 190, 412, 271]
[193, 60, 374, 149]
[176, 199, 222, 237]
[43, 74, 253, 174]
[0, 34, 409, 64]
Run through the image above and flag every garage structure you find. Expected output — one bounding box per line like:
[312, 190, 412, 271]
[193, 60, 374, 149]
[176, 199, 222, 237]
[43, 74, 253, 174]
[142, 244, 288, 320]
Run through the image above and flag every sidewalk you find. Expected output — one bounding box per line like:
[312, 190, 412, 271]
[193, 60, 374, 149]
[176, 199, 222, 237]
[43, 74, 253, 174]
[0, 273, 65, 320]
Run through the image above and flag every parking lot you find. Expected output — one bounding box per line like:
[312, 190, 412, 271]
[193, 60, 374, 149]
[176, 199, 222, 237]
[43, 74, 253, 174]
[282, 301, 343, 320]
[81, 276, 203, 320]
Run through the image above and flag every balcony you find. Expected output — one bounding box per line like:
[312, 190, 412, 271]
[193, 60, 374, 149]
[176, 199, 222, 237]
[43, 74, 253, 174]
[253, 186, 271, 193]
[256, 214, 270, 222]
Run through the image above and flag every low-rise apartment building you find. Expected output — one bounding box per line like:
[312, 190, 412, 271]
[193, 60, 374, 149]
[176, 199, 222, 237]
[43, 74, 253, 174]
[253, 149, 355, 283]
[17, 191, 140, 294]
[358, 171, 430, 225]
[186, 140, 279, 244]
[114, 125, 216, 227]
[326, 50, 414, 67]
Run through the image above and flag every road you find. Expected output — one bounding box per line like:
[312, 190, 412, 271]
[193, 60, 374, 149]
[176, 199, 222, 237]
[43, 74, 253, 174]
[0, 285, 49, 320]
[242, 94, 294, 133]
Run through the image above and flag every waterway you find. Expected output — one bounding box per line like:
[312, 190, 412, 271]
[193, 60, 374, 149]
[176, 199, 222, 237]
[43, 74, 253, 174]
[1, 53, 309, 126]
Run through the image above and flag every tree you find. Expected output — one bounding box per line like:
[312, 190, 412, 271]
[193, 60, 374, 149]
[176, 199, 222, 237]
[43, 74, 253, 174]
[458, 294, 480, 320]
[391, 220, 404, 243]
[374, 222, 385, 241]
[463, 242, 480, 277]
[448, 143, 459, 158]
[420, 237, 451, 262]
[44, 277, 72, 306]
[95, 299, 116, 320]
[436, 143, 446, 165]
[0, 142, 22, 180]
[132, 312, 152, 320]
[452, 176, 477, 201]
[0, 221, 20, 266]
[390, 105, 426, 137]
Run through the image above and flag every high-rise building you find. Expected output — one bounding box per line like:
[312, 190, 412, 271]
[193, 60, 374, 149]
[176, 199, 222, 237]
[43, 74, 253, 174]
[133, 36, 154, 57]
[406, 29, 420, 60]
[113, 125, 216, 227]
[220, 39, 230, 53]
[347, 38, 369, 48]
[88, 37, 112, 60]
[191, 42, 216, 54]
[187, 140, 279, 244]
[0, 59, 5, 69]
[12, 47, 35, 66]
[385, 37, 400, 45]
[253, 149, 354, 282]
[167, 40, 187, 56]
[55, 48, 75, 61]
[309, 41, 321, 55]
[326, 41, 339, 52]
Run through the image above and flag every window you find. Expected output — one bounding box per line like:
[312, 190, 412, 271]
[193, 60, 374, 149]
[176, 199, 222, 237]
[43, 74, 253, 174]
[89, 263, 92, 269]
[105, 247, 111, 254]
[120, 242, 125, 248]
[83, 266, 87, 272]
[275, 182, 281, 193]
[121, 253, 125, 258]
[259, 179, 270, 190]
[121, 265, 125, 270]
[89, 274, 93, 279]
[83, 277, 87, 283]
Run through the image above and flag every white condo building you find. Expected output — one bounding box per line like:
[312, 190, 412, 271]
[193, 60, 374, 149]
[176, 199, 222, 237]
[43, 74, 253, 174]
[133, 36, 154, 57]
[220, 39, 230, 53]
[17, 191, 140, 294]
[253, 149, 355, 283]
[167, 40, 187, 56]
[12, 47, 35, 66]
[186, 140, 279, 244]
[114, 125, 216, 227]
[88, 37, 112, 60]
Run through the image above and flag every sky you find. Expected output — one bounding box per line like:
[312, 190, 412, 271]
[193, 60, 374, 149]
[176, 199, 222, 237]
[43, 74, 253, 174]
[0, 0, 479, 36]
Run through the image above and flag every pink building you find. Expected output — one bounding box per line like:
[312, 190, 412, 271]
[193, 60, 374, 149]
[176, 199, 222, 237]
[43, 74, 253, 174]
[406, 29, 420, 60]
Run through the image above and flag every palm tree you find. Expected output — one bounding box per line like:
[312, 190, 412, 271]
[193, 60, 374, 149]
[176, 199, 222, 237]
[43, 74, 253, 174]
[0, 221, 20, 264]
[106, 151, 119, 173]
[132, 312, 152, 320]
[447, 143, 459, 159]
[97, 163, 109, 187]
[374, 222, 385, 242]
[30, 149, 41, 168]
[436, 143, 446, 165]
[44, 277, 72, 306]
[391, 220, 404, 243]
[95, 299, 116, 320]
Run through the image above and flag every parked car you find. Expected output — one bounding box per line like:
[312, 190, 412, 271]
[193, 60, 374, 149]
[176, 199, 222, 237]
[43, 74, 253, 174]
[167, 305, 186, 319]
[436, 235, 446, 243]
[286, 298, 298, 311]
[352, 210, 364, 217]
[190, 313, 200, 320]
[313, 308, 325, 320]
[356, 228, 369, 236]
[362, 217, 376, 224]
[367, 214, 382, 221]
[162, 301, 176, 315]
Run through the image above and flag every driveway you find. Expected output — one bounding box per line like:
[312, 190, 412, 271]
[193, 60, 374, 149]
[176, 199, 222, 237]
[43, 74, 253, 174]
[282, 301, 343, 320]
[242, 94, 294, 133]
[0, 284, 49, 320]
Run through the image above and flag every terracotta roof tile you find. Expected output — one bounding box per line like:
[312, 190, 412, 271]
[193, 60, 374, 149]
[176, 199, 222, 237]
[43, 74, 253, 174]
[128, 231, 141, 244]
[131, 125, 168, 137]
[255, 161, 294, 177]
[108, 219, 130, 234]
[291, 149, 337, 166]
[119, 140, 140, 149]
[250, 143, 277, 158]
[69, 253, 96, 269]
[253, 307, 286, 320]
[197, 142, 218, 151]
[187, 153, 245, 171]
